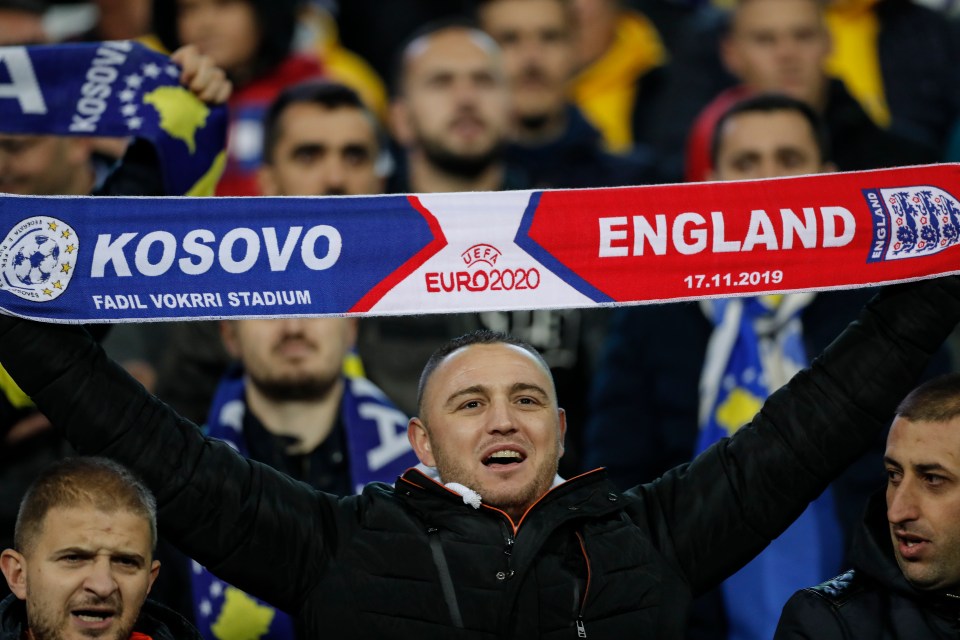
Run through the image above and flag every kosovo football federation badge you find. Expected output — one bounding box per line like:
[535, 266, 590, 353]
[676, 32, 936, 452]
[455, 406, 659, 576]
[864, 186, 960, 262]
[0, 217, 78, 302]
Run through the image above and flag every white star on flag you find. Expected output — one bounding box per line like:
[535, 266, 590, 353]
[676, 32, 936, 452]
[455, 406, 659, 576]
[121, 104, 138, 117]
[124, 74, 143, 89]
[165, 64, 179, 77]
[199, 600, 212, 617]
[142, 62, 161, 78]
[126, 116, 143, 130]
[119, 89, 136, 103]
[210, 581, 223, 598]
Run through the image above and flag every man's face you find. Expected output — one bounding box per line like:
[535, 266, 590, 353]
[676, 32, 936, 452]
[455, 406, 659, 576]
[0, 505, 159, 640]
[711, 109, 825, 180]
[885, 416, 960, 591]
[409, 343, 566, 520]
[392, 28, 510, 176]
[259, 103, 384, 196]
[478, 0, 575, 125]
[0, 135, 91, 196]
[176, 0, 260, 77]
[221, 318, 356, 402]
[723, 0, 830, 107]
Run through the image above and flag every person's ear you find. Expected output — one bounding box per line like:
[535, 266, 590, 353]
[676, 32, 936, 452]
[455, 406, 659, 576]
[407, 418, 436, 467]
[146, 559, 160, 593]
[0, 549, 27, 600]
[557, 407, 567, 458]
[390, 100, 414, 147]
[219, 321, 241, 358]
[257, 165, 279, 196]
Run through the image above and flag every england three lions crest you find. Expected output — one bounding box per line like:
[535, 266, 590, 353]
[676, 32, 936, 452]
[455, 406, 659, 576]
[864, 185, 960, 263]
[0, 216, 78, 302]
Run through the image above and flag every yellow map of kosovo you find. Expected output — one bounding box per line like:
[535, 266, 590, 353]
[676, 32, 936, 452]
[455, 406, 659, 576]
[143, 86, 209, 154]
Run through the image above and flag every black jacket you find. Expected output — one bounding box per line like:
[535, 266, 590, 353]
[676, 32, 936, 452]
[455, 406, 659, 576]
[0, 278, 958, 639]
[775, 492, 960, 638]
[0, 594, 200, 640]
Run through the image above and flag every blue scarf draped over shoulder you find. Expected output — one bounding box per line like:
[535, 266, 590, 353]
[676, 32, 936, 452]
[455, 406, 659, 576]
[191, 362, 420, 640]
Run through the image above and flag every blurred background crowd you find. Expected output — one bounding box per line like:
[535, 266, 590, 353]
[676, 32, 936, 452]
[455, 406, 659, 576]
[2, 0, 960, 638]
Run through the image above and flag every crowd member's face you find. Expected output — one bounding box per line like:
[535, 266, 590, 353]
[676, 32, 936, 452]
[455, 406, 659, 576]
[723, 0, 830, 108]
[176, 0, 260, 77]
[478, 0, 575, 126]
[885, 416, 960, 591]
[711, 109, 825, 181]
[0, 505, 158, 640]
[259, 103, 384, 196]
[221, 318, 357, 402]
[392, 27, 510, 176]
[410, 343, 566, 521]
[0, 135, 92, 196]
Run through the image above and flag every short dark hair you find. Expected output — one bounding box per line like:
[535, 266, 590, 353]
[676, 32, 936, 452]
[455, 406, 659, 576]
[14, 457, 157, 556]
[896, 373, 960, 423]
[710, 93, 832, 167]
[417, 329, 553, 417]
[261, 80, 383, 164]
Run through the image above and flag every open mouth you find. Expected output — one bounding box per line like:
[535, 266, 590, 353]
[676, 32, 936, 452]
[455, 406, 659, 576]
[895, 532, 930, 559]
[72, 608, 115, 627]
[482, 449, 527, 466]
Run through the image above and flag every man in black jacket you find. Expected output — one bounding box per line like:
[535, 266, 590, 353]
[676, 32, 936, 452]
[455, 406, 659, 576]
[0, 273, 958, 638]
[0, 457, 200, 640]
[775, 373, 960, 638]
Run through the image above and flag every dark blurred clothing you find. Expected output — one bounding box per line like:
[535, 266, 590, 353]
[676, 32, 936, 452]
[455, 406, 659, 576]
[505, 105, 657, 189]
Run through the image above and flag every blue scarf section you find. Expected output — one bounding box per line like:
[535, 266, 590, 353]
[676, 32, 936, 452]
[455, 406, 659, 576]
[696, 295, 843, 640]
[0, 41, 226, 195]
[191, 363, 419, 640]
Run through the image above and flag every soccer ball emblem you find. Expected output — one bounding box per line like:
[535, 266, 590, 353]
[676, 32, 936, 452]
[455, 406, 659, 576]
[11, 234, 60, 286]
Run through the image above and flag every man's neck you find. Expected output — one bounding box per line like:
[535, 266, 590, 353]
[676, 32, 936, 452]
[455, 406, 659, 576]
[407, 153, 505, 193]
[244, 379, 343, 454]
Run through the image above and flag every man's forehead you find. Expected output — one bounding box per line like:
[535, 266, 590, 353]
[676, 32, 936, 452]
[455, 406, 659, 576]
[434, 343, 552, 390]
[720, 111, 815, 147]
[405, 29, 499, 76]
[279, 104, 376, 142]
[733, 0, 821, 31]
[886, 416, 960, 465]
[35, 505, 151, 549]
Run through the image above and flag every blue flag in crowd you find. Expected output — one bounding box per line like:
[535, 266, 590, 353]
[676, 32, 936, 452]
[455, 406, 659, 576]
[0, 41, 226, 195]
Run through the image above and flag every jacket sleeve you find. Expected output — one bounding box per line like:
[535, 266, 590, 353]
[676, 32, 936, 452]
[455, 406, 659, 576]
[773, 589, 846, 639]
[0, 318, 340, 614]
[621, 276, 960, 593]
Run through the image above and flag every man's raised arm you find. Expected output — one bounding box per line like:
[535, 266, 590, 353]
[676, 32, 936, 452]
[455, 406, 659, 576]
[627, 276, 960, 594]
[0, 317, 338, 613]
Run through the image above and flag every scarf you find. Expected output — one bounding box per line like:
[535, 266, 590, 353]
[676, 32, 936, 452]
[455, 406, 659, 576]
[1, 167, 959, 322]
[0, 41, 227, 196]
[697, 294, 843, 640]
[191, 359, 418, 640]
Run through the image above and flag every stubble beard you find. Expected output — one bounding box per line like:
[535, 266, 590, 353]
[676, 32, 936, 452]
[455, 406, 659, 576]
[247, 370, 340, 403]
[26, 594, 132, 640]
[432, 440, 559, 520]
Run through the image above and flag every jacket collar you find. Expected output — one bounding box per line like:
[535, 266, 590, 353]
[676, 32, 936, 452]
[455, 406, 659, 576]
[397, 467, 624, 533]
[854, 491, 960, 620]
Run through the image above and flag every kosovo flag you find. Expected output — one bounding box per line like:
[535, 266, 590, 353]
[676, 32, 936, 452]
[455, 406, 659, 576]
[0, 41, 227, 196]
